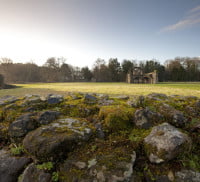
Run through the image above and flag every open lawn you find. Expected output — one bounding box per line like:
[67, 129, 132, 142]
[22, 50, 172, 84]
[0, 82, 200, 97]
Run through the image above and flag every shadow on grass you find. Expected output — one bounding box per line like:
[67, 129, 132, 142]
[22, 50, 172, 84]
[3, 84, 19, 89]
[0, 87, 71, 97]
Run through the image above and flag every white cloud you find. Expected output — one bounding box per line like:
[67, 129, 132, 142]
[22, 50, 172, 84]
[160, 5, 200, 32]
[189, 5, 200, 14]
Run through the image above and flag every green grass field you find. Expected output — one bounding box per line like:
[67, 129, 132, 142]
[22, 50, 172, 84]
[0, 82, 200, 97]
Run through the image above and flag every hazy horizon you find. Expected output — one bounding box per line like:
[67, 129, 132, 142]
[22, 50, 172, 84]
[0, 0, 200, 67]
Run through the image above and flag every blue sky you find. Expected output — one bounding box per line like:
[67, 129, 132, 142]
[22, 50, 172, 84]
[0, 0, 200, 67]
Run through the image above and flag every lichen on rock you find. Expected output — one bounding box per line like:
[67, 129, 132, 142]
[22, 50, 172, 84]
[23, 118, 94, 161]
[144, 122, 191, 163]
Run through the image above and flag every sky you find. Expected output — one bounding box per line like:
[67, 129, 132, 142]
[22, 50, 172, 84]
[0, 0, 200, 67]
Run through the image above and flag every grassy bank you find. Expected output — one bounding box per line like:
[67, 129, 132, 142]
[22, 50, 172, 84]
[0, 82, 200, 97]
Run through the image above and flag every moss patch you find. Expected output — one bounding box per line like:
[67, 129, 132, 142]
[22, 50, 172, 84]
[99, 105, 135, 132]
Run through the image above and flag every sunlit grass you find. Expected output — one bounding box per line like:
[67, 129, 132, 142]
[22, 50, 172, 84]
[0, 82, 200, 97]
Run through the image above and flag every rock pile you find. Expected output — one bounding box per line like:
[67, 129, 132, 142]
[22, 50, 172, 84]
[0, 93, 199, 181]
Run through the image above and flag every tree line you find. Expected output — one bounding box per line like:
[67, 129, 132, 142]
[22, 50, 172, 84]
[0, 57, 200, 83]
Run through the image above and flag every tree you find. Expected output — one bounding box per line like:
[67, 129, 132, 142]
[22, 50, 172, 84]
[43, 57, 61, 82]
[44, 57, 60, 69]
[72, 66, 83, 81]
[121, 59, 137, 81]
[81, 67, 93, 81]
[108, 58, 121, 82]
[0, 58, 13, 82]
[121, 60, 134, 74]
[143, 60, 166, 82]
[165, 58, 186, 81]
[60, 63, 74, 82]
[0, 74, 4, 88]
[92, 58, 110, 82]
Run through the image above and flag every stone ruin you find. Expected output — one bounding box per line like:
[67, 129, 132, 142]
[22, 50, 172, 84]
[126, 67, 158, 84]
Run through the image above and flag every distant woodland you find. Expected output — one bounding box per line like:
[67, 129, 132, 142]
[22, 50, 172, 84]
[0, 57, 200, 84]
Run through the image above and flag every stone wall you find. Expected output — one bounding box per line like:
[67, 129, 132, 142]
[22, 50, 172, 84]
[127, 68, 158, 84]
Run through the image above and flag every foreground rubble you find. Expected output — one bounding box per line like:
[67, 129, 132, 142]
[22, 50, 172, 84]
[0, 92, 199, 181]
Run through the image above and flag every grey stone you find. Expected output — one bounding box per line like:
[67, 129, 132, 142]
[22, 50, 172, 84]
[19, 163, 52, 182]
[175, 170, 200, 182]
[38, 111, 60, 125]
[134, 107, 162, 129]
[97, 94, 109, 100]
[147, 93, 168, 101]
[114, 95, 129, 100]
[185, 106, 199, 117]
[9, 113, 38, 140]
[22, 95, 42, 105]
[127, 95, 145, 108]
[0, 95, 18, 106]
[23, 118, 93, 161]
[98, 99, 114, 106]
[0, 149, 31, 182]
[47, 94, 63, 104]
[173, 113, 186, 127]
[84, 94, 97, 104]
[95, 123, 105, 139]
[158, 104, 186, 127]
[144, 122, 191, 163]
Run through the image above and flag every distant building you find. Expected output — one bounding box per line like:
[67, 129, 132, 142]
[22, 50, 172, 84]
[126, 67, 158, 84]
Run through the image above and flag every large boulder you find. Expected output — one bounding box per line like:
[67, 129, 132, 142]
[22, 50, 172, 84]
[175, 170, 200, 182]
[38, 110, 60, 125]
[0, 149, 31, 182]
[134, 107, 163, 129]
[144, 122, 191, 163]
[19, 163, 52, 182]
[9, 113, 38, 141]
[23, 118, 94, 161]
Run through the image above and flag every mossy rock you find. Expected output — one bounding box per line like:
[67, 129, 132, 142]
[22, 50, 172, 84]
[18, 163, 52, 182]
[23, 118, 94, 161]
[99, 105, 135, 132]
